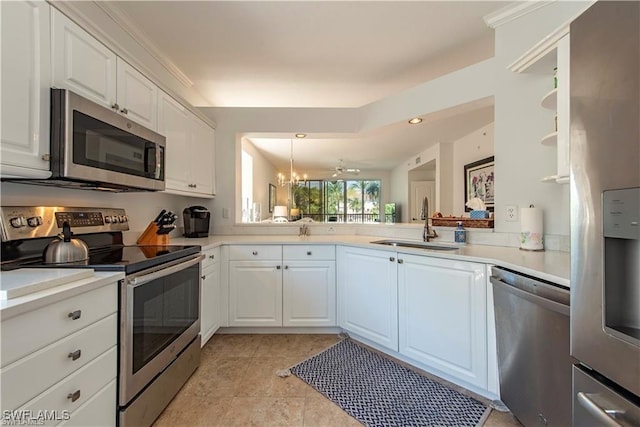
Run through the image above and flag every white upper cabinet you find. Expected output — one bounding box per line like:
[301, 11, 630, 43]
[51, 8, 159, 131]
[161, 91, 216, 198]
[1, 0, 51, 178]
[51, 8, 116, 109]
[116, 59, 158, 130]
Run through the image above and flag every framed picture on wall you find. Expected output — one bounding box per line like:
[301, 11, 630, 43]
[269, 184, 276, 213]
[464, 156, 494, 212]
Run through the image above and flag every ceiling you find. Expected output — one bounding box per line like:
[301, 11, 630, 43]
[103, 1, 506, 171]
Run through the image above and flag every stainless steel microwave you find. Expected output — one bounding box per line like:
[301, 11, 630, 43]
[46, 88, 165, 192]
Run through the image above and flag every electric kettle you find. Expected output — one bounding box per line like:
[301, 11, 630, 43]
[44, 221, 89, 264]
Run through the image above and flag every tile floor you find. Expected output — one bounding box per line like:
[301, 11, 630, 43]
[153, 334, 521, 427]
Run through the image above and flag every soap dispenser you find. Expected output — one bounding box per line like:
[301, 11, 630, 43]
[454, 221, 466, 244]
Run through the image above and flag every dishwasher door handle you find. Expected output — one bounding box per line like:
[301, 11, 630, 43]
[490, 277, 570, 316]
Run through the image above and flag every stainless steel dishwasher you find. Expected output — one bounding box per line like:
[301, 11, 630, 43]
[490, 266, 571, 426]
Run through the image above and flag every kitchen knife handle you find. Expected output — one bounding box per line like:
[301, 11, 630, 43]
[154, 209, 166, 224]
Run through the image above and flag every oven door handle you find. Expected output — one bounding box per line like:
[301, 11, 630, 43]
[127, 254, 204, 288]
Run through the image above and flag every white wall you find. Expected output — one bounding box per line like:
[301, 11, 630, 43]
[241, 138, 278, 221]
[452, 123, 494, 215]
[493, 1, 592, 235]
[0, 183, 215, 237]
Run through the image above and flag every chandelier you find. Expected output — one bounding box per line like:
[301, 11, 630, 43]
[277, 138, 307, 187]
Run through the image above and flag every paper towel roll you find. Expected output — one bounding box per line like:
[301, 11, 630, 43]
[520, 206, 544, 251]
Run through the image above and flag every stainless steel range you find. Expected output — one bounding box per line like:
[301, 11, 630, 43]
[0, 206, 203, 427]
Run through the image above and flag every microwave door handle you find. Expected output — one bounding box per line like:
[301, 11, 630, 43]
[155, 145, 163, 179]
[127, 254, 204, 288]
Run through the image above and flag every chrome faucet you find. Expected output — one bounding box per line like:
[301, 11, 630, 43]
[422, 196, 438, 242]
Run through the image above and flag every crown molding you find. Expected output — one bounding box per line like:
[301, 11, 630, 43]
[483, 1, 555, 29]
[94, 2, 193, 88]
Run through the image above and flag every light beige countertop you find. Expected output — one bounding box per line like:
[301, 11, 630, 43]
[170, 235, 570, 287]
[0, 271, 124, 319]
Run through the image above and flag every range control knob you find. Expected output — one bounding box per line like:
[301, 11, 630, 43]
[27, 217, 41, 227]
[9, 217, 25, 228]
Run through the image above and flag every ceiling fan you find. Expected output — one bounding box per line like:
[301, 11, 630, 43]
[331, 159, 361, 178]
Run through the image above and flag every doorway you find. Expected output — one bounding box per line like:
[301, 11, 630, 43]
[409, 180, 436, 223]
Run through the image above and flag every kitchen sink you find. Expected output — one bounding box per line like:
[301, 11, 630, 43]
[371, 240, 459, 251]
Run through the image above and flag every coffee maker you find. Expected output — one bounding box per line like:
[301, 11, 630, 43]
[183, 206, 210, 238]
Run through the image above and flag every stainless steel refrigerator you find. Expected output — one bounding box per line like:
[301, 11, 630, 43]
[570, 1, 640, 425]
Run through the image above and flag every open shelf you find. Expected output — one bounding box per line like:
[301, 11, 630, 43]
[541, 131, 558, 146]
[541, 88, 557, 110]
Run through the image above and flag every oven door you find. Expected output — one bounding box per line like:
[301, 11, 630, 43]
[119, 253, 203, 405]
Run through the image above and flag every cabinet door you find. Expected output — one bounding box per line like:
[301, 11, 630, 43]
[0, 0, 51, 178]
[189, 115, 215, 195]
[283, 260, 336, 327]
[398, 253, 487, 389]
[229, 261, 282, 326]
[116, 59, 158, 130]
[201, 261, 220, 345]
[51, 8, 116, 109]
[337, 246, 398, 351]
[158, 91, 190, 192]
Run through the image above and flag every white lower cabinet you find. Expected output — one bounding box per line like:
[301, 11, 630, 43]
[200, 247, 221, 344]
[0, 280, 119, 426]
[227, 245, 336, 327]
[228, 260, 283, 326]
[398, 253, 487, 389]
[337, 246, 398, 351]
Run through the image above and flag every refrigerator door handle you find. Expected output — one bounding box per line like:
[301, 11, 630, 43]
[577, 392, 627, 427]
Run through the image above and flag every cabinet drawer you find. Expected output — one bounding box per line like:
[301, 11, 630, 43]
[19, 347, 116, 425]
[283, 245, 335, 260]
[1, 314, 117, 410]
[1, 283, 117, 367]
[228, 245, 281, 260]
[60, 379, 116, 427]
[201, 246, 220, 270]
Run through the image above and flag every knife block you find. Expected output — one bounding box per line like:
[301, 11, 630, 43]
[137, 222, 169, 246]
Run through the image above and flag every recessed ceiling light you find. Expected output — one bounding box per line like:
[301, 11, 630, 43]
[295, 133, 307, 138]
[408, 118, 423, 125]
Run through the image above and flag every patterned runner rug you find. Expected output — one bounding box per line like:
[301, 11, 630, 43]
[290, 339, 489, 427]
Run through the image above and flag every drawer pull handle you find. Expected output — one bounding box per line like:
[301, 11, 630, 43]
[389, 257, 395, 262]
[252, 251, 258, 255]
[307, 251, 312, 255]
[67, 390, 81, 402]
[201, 275, 206, 280]
[209, 254, 215, 259]
[68, 349, 81, 361]
[68, 310, 81, 320]
[285, 265, 289, 269]
[397, 259, 404, 264]
[276, 265, 281, 270]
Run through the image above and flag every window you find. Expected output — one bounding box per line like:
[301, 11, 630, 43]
[292, 179, 381, 223]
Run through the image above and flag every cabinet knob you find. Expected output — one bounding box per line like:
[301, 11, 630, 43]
[67, 390, 81, 402]
[120, 107, 128, 115]
[68, 310, 82, 320]
[276, 265, 281, 270]
[68, 349, 81, 361]
[209, 254, 215, 259]
[111, 103, 120, 111]
[397, 259, 404, 264]
[389, 257, 395, 262]
[306, 251, 312, 255]
[284, 265, 289, 269]
[252, 251, 258, 255]
[201, 275, 206, 280]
